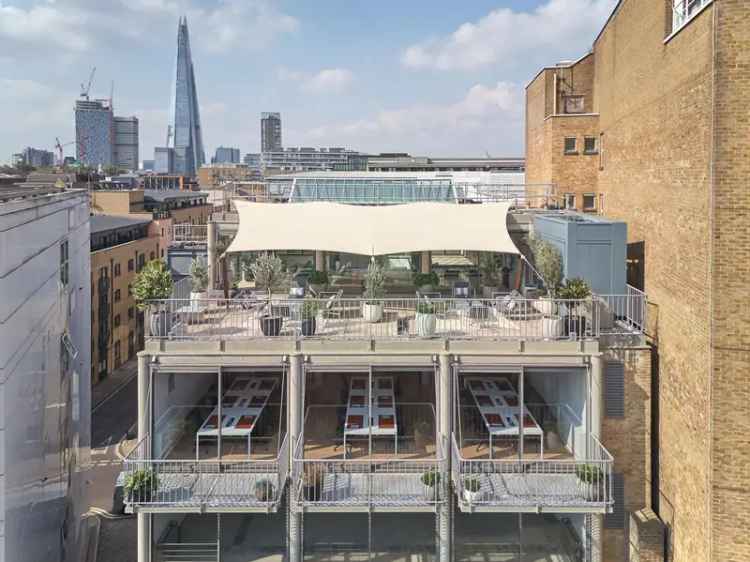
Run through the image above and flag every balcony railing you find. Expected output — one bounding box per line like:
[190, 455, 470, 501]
[451, 430, 613, 513]
[170, 223, 208, 244]
[122, 433, 289, 512]
[292, 435, 447, 509]
[145, 292, 646, 342]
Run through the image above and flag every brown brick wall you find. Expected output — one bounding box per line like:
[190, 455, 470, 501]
[525, 71, 551, 186]
[710, 2, 750, 561]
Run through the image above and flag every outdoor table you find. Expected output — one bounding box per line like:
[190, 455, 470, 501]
[195, 376, 277, 459]
[343, 375, 398, 458]
[465, 376, 543, 458]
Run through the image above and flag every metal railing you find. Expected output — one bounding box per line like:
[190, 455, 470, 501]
[451, 431, 613, 511]
[145, 292, 646, 342]
[122, 433, 289, 511]
[292, 434, 447, 508]
[171, 223, 208, 244]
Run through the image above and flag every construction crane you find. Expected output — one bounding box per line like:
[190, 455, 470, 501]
[80, 66, 96, 100]
[55, 137, 86, 167]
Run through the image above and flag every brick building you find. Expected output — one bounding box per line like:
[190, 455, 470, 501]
[525, 1, 749, 561]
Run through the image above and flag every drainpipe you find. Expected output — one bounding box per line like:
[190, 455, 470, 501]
[207, 221, 217, 292]
[137, 353, 151, 562]
[438, 354, 451, 562]
[288, 354, 303, 562]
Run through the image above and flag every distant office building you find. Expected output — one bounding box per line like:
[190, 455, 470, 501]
[367, 154, 525, 173]
[212, 146, 240, 164]
[154, 147, 175, 174]
[197, 163, 259, 188]
[261, 112, 282, 152]
[75, 98, 114, 167]
[113, 116, 139, 171]
[247, 147, 367, 173]
[15, 147, 55, 168]
[243, 152, 262, 169]
[142, 159, 155, 171]
[166, 17, 205, 176]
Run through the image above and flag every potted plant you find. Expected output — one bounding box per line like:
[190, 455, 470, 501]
[479, 254, 502, 298]
[421, 469, 441, 501]
[413, 271, 439, 294]
[415, 301, 437, 336]
[362, 259, 386, 323]
[529, 236, 564, 336]
[300, 298, 320, 336]
[254, 479, 275, 502]
[558, 277, 592, 336]
[132, 260, 174, 337]
[124, 468, 158, 503]
[309, 270, 329, 294]
[189, 258, 209, 302]
[463, 477, 483, 503]
[302, 465, 324, 501]
[576, 464, 604, 501]
[250, 253, 287, 336]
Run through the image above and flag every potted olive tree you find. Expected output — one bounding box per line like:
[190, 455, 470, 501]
[132, 260, 174, 337]
[415, 302, 437, 336]
[558, 277, 592, 337]
[189, 258, 209, 302]
[300, 298, 320, 336]
[529, 236, 564, 337]
[479, 253, 502, 298]
[250, 253, 287, 336]
[362, 259, 386, 323]
[413, 272, 439, 294]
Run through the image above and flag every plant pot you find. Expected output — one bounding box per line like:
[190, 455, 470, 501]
[579, 480, 604, 502]
[149, 309, 172, 337]
[535, 296, 555, 315]
[542, 316, 564, 338]
[301, 318, 317, 336]
[260, 315, 283, 336]
[396, 317, 410, 335]
[362, 302, 383, 323]
[564, 315, 587, 337]
[463, 488, 483, 504]
[415, 312, 436, 336]
[255, 480, 275, 502]
[423, 484, 441, 501]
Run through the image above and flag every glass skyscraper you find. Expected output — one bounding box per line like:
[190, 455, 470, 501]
[167, 16, 205, 177]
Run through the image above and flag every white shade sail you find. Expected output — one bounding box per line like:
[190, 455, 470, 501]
[225, 200, 521, 256]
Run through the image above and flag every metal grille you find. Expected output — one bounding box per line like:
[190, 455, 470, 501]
[604, 361, 625, 418]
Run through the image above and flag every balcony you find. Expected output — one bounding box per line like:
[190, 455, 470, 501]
[451, 400, 613, 513]
[146, 289, 645, 343]
[123, 433, 289, 513]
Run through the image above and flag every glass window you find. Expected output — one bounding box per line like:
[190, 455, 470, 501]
[563, 95, 585, 114]
[583, 193, 597, 211]
[584, 137, 598, 154]
[114, 289, 121, 302]
[564, 137, 577, 154]
[128, 258, 134, 271]
[672, 0, 710, 33]
[564, 193, 576, 210]
[128, 306, 134, 320]
[114, 314, 121, 327]
[114, 263, 121, 277]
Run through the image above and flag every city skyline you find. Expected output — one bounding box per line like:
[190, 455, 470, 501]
[0, 0, 617, 164]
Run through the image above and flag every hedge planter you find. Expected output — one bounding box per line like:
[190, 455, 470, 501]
[301, 318, 317, 336]
[463, 478, 483, 504]
[421, 470, 442, 501]
[576, 465, 604, 502]
[260, 315, 283, 336]
[362, 302, 384, 323]
[124, 469, 158, 503]
[415, 312, 437, 336]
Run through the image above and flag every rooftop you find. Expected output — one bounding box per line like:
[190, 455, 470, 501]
[143, 189, 208, 202]
[90, 214, 151, 235]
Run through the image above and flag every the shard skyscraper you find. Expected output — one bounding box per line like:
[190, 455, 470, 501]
[167, 16, 205, 176]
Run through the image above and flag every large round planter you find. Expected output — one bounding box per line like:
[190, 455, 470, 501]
[301, 318, 317, 336]
[149, 310, 172, 337]
[362, 302, 384, 323]
[542, 316, 564, 338]
[260, 315, 283, 336]
[415, 312, 436, 336]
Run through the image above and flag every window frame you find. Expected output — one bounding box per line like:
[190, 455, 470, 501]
[670, 0, 712, 36]
[583, 193, 597, 212]
[564, 193, 576, 210]
[563, 137, 578, 155]
[583, 136, 598, 155]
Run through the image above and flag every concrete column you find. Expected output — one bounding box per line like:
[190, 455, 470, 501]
[420, 251, 431, 274]
[207, 221, 217, 292]
[137, 513, 151, 562]
[438, 354, 451, 449]
[137, 353, 150, 443]
[314, 250, 326, 272]
[288, 354, 303, 562]
[437, 503, 450, 562]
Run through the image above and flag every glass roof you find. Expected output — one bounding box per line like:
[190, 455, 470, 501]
[289, 177, 457, 204]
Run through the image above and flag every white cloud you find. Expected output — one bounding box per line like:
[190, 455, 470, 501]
[401, 0, 617, 71]
[0, 0, 298, 60]
[299, 81, 524, 155]
[278, 67, 354, 95]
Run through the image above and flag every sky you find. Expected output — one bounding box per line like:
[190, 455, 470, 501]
[0, 0, 618, 164]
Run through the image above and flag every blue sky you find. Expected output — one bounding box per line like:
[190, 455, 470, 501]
[0, 0, 617, 163]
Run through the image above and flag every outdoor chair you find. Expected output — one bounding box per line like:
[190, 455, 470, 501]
[318, 290, 344, 332]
